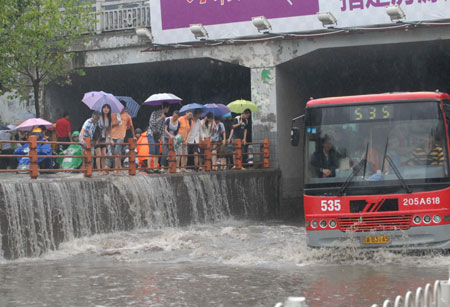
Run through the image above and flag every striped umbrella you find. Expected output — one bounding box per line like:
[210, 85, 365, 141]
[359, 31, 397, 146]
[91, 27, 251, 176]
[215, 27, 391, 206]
[116, 96, 141, 118]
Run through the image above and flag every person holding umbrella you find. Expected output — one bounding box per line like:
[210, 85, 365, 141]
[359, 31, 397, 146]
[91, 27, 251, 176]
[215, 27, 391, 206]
[186, 109, 204, 171]
[147, 102, 170, 172]
[111, 101, 135, 172]
[95, 104, 112, 174]
[232, 109, 251, 169]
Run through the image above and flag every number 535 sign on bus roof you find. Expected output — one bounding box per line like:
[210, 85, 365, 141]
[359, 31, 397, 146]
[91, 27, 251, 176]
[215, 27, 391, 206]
[150, 0, 450, 44]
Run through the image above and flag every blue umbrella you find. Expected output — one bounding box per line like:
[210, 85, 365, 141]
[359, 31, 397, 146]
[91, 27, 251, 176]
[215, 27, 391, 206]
[202, 103, 231, 117]
[179, 103, 206, 114]
[116, 96, 141, 118]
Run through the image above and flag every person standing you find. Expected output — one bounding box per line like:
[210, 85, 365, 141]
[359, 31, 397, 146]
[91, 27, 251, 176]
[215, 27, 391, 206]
[163, 111, 181, 170]
[80, 111, 101, 171]
[0, 130, 15, 169]
[55, 112, 72, 153]
[186, 109, 204, 171]
[147, 102, 170, 172]
[211, 116, 226, 171]
[223, 112, 234, 169]
[111, 102, 135, 172]
[178, 110, 192, 171]
[232, 109, 251, 169]
[96, 104, 112, 174]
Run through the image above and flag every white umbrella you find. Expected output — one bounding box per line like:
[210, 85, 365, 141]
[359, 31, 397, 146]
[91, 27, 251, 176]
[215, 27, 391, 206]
[143, 93, 182, 106]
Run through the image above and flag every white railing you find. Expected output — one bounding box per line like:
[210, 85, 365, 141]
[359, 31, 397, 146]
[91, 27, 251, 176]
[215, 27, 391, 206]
[372, 268, 450, 307]
[275, 297, 307, 307]
[275, 267, 450, 307]
[94, 0, 151, 34]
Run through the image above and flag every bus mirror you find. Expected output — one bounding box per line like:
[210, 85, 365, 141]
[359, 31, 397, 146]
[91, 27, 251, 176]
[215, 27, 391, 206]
[291, 127, 300, 146]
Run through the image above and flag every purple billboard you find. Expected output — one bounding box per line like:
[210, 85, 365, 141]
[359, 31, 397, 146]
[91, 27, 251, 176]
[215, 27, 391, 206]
[160, 0, 320, 30]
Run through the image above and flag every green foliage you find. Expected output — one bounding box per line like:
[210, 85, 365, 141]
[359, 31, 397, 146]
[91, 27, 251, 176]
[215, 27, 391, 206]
[0, 0, 96, 117]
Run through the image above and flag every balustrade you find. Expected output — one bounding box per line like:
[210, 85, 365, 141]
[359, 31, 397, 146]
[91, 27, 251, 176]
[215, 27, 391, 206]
[94, 0, 151, 34]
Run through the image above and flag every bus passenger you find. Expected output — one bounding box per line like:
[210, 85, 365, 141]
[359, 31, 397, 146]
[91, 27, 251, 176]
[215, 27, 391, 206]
[410, 134, 444, 166]
[311, 136, 339, 178]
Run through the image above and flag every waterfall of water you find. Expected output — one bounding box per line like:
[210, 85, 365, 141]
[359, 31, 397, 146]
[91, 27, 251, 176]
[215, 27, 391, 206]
[0, 171, 279, 259]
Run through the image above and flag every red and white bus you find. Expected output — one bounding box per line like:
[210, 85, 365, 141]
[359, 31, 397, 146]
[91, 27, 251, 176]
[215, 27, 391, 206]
[301, 92, 450, 248]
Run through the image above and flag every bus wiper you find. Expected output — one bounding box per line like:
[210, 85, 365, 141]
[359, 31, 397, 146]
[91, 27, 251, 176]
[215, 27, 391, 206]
[385, 155, 412, 194]
[337, 143, 369, 196]
[381, 136, 412, 194]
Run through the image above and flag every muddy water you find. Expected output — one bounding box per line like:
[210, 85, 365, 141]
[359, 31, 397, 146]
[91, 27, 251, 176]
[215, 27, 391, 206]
[0, 220, 448, 306]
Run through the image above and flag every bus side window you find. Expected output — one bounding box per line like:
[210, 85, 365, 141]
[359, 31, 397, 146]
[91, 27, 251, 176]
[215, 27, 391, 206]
[443, 100, 450, 132]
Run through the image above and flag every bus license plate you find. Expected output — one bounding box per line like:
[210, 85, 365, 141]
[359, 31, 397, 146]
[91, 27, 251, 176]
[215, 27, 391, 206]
[362, 235, 390, 244]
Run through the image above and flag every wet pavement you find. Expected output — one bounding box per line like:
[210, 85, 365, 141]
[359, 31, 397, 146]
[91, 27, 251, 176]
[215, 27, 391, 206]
[0, 220, 448, 306]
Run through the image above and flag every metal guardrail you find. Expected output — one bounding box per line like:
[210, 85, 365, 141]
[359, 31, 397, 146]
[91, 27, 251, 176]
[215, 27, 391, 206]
[275, 297, 307, 307]
[275, 267, 450, 307]
[94, 0, 150, 34]
[0, 136, 269, 179]
[372, 266, 450, 307]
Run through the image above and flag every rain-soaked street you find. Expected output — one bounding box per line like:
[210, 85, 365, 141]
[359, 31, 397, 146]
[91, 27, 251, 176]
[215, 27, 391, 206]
[0, 219, 448, 306]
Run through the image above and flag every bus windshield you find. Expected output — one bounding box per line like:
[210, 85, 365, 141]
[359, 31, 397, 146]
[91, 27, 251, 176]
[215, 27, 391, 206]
[304, 101, 449, 190]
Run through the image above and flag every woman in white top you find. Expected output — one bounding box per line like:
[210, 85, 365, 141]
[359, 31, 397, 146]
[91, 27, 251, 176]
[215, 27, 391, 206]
[186, 109, 204, 169]
[201, 112, 214, 139]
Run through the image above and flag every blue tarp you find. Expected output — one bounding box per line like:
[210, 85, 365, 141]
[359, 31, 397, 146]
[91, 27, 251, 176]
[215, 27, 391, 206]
[14, 134, 52, 166]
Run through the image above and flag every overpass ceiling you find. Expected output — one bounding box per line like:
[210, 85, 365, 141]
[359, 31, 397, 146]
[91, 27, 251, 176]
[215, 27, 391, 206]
[278, 39, 450, 98]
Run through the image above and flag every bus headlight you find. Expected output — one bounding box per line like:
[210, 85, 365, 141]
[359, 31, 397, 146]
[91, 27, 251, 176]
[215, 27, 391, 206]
[329, 220, 337, 229]
[423, 215, 431, 224]
[413, 216, 421, 224]
[311, 220, 318, 229]
[433, 215, 442, 224]
[320, 220, 327, 228]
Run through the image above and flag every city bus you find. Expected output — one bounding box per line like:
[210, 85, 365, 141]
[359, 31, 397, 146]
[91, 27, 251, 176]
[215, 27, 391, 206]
[298, 92, 450, 248]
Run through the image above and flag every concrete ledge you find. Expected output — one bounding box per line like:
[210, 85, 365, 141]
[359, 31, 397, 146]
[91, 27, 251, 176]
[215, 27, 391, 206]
[0, 169, 280, 259]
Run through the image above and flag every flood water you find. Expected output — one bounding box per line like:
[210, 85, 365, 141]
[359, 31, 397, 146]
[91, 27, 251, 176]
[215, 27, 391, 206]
[1, 219, 449, 306]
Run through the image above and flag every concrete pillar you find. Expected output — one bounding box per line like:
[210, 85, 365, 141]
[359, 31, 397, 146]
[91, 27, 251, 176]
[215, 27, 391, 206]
[276, 67, 305, 216]
[251, 67, 278, 167]
[95, 0, 104, 34]
[251, 66, 305, 216]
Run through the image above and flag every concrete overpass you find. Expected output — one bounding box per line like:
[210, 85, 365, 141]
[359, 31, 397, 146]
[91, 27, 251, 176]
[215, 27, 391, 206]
[5, 0, 450, 213]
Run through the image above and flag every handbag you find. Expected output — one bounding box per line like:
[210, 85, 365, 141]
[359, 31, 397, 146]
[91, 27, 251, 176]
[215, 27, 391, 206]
[93, 126, 102, 142]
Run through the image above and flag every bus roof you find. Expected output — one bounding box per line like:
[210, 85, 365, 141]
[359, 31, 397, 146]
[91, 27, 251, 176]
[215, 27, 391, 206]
[306, 92, 450, 107]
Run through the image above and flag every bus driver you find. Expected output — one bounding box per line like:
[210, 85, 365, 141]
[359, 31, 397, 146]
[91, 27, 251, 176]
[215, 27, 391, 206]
[310, 136, 340, 178]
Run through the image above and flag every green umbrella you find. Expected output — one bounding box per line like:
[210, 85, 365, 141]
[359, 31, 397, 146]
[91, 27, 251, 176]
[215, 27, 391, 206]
[227, 100, 258, 113]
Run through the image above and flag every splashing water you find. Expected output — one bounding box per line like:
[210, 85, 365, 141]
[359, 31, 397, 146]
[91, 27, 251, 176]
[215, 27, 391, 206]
[0, 172, 277, 259]
[1, 220, 450, 307]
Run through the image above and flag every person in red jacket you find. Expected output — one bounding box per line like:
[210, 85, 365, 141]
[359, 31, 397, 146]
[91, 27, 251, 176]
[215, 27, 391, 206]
[55, 112, 72, 153]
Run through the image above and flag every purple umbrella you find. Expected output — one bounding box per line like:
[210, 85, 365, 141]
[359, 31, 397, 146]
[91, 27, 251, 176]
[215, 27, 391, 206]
[143, 93, 182, 106]
[82, 91, 124, 113]
[202, 103, 231, 117]
[15, 118, 54, 131]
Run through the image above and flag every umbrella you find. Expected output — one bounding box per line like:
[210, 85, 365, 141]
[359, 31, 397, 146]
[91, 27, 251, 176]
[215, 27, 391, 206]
[143, 93, 182, 106]
[0, 125, 10, 135]
[227, 99, 258, 113]
[116, 96, 141, 118]
[82, 91, 124, 113]
[179, 103, 206, 114]
[202, 104, 231, 117]
[15, 118, 53, 131]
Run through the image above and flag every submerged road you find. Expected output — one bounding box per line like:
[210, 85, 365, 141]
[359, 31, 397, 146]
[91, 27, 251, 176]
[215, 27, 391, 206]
[0, 220, 448, 306]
